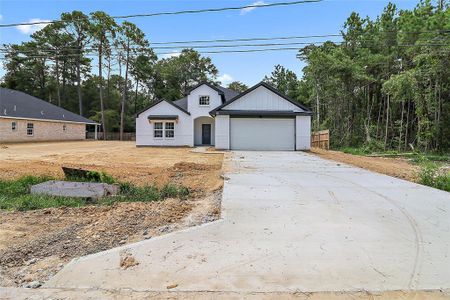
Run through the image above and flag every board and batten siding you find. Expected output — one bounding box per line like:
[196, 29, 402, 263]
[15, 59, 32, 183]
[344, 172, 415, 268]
[0, 117, 85, 142]
[214, 115, 230, 150]
[295, 115, 311, 150]
[215, 85, 311, 150]
[222, 86, 303, 112]
[136, 101, 193, 147]
[187, 85, 222, 118]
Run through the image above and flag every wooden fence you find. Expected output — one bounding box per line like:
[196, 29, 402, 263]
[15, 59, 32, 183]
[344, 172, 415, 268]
[311, 129, 330, 150]
[86, 132, 136, 141]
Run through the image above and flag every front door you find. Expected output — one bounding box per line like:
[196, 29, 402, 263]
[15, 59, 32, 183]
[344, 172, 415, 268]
[202, 124, 211, 145]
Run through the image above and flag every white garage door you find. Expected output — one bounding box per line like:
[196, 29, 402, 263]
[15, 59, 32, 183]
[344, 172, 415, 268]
[230, 118, 295, 150]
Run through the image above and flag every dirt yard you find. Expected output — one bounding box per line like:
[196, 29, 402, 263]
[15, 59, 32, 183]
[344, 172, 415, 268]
[311, 148, 419, 182]
[0, 141, 224, 287]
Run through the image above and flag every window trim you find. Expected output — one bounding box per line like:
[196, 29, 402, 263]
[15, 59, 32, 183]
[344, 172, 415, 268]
[26, 123, 34, 136]
[11, 121, 17, 131]
[164, 122, 175, 139]
[199, 95, 210, 106]
[153, 122, 163, 139]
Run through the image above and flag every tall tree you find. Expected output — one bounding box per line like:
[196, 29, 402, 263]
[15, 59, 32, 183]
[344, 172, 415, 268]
[61, 11, 91, 115]
[89, 11, 117, 138]
[227, 81, 248, 92]
[264, 65, 300, 100]
[117, 21, 149, 140]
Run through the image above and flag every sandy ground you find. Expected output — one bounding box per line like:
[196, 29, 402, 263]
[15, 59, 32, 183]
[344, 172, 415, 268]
[310, 148, 419, 182]
[2, 287, 450, 299]
[0, 141, 223, 287]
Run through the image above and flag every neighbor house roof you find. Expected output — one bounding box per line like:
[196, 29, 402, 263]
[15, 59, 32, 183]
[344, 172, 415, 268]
[0, 88, 98, 124]
[210, 82, 313, 116]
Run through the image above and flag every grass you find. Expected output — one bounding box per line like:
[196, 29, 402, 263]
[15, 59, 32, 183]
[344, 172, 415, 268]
[0, 174, 190, 211]
[340, 147, 449, 163]
[339, 146, 450, 192]
[418, 162, 450, 192]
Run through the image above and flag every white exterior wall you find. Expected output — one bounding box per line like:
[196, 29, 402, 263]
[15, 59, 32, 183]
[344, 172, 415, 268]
[187, 85, 222, 118]
[214, 115, 230, 150]
[296, 115, 311, 150]
[222, 86, 303, 112]
[136, 101, 193, 146]
[194, 116, 215, 145]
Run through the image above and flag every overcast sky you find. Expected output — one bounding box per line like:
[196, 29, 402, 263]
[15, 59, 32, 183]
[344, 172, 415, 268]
[0, 0, 417, 86]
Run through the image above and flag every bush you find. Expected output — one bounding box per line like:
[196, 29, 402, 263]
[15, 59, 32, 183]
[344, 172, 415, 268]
[66, 170, 116, 184]
[418, 163, 450, 192]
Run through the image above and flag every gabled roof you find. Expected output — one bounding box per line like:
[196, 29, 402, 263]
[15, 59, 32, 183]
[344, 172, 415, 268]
[169, 83, 238, 111]
[135, 99, 191, 117]
[210, 81, 312, 116]
[184, 82, 239, 103]
[0, 88, 98, 124]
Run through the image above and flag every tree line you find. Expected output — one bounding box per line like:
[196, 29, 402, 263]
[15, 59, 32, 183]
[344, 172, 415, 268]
[295, 1, 449, 152]
[1, 11, 220, 139]
[1, 1, 449, 151]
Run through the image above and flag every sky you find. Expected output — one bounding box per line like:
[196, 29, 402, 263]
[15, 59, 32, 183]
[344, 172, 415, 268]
[0, 0, 417, 86]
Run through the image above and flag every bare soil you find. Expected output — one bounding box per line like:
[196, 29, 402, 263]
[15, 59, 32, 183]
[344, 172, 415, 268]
[311, 148, 419, 182]
[0, 141, 223, 287]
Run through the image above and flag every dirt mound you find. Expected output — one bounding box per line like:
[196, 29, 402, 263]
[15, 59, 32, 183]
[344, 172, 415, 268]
[0, 199, 193, 286]
[311, 148, 419, 182]
[171, 162, 221, 172]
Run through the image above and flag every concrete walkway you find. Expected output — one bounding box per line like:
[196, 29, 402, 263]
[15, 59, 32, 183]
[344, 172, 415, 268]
[46, 152, 450, 292]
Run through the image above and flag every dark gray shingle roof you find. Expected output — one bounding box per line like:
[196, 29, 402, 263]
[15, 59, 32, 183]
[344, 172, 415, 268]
[216, 86, 240, 101]
[0, 88, 98, 124]
[172, 97, 188, 110]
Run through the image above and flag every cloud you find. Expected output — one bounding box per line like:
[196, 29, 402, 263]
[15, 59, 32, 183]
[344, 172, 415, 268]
[218, 73, 234, 84]
[16, 18, 51, 34]
[160, 51, 182, 59]
[241, 1, 266, 15]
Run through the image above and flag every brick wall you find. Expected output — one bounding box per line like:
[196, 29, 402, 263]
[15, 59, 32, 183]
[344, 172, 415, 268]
[0, 118, 86, 142]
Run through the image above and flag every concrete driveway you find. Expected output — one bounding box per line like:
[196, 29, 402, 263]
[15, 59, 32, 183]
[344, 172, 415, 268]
[46, 151, 450, 292]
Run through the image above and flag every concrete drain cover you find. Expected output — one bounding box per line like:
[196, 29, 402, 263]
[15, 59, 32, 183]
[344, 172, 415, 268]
[30, 181, 119, 199]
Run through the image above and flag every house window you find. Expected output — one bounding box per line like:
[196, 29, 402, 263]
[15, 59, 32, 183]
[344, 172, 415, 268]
[154, 122, 163, 138]
[63, 124, 67, 132]
[165, 122, 174, 138]
[199, 96, 210, 106]
[27, 123, 34, 136]
[11, 122, 17, 131]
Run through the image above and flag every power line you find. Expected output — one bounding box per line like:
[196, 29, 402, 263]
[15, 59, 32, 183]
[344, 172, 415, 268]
[1, 29, 448, 54]
[0, 0, 321, 28]
[1, 42, 448, 60]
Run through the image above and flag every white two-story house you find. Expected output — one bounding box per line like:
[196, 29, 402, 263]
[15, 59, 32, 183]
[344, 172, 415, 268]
[135, 81, 312, 150]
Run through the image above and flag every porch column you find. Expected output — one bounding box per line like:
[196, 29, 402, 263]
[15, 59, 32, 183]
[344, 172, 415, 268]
[94, 124, 98, 140]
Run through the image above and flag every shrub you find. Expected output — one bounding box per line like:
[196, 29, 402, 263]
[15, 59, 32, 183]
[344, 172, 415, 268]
[418, 163, 450, 192]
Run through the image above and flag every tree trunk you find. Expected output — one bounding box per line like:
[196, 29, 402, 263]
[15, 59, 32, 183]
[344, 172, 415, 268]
[134, 79, 139, 114]
[315, 82, 320, 131]
[55, 59, 61, 107]
[404, 99, 410, 149]
[384, 94, 390, 150]
[98, 41, 106, 140]
[398, 99, 404, 151]
[120, 40, 131, 141]
[76, 48, 83, 115]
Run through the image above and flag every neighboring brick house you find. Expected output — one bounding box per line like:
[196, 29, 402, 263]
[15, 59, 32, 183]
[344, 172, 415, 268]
[0, 88, 99, 143]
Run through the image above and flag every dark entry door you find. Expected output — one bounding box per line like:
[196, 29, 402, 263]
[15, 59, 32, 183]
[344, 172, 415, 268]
[202, 124, 211, 145]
